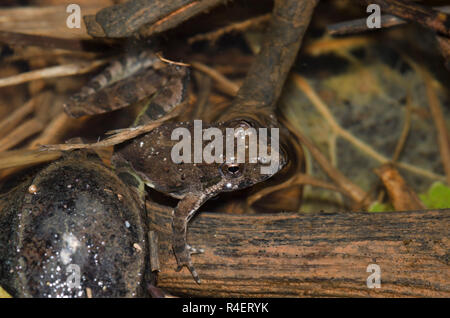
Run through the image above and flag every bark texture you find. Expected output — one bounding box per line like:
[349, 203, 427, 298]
[148, 202, 450, 297]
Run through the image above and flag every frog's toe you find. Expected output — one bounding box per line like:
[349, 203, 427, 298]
[176, 263, 201, 284]
[174, 247, 202, 283]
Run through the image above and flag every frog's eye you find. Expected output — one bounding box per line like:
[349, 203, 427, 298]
[220, 163, 242, 178]
[237, 120, 252, 129]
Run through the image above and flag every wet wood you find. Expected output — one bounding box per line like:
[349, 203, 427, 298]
[139, 0, 227, 38]
[220, 0, 319, 125]
[85, 0, 226, 38]
[436, 36, 450, 69]
[148, 202, 450, 297]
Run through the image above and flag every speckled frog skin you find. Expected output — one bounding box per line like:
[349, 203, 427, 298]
[114, 119, 286, 282]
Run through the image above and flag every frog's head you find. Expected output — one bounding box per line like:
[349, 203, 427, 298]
[207, 119, 287, 193]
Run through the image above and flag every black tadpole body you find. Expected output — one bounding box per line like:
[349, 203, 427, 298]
[0, 153, 147, 297]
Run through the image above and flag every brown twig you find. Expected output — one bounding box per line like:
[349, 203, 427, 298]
[327, 6, 450, 35]
[0, 60, 107, 88]
[359, 0, 450, 36]
[374, 163, 425, 210]
[84, 0, 226, 38]
[139, 0, 226, 37]
[421, 70, 450, 185]
[220, 0, 319, 126]
[155, 52, 191, 67]
[192, 72, 212, 120]
[190, 61, 239, 97]
[304, 36, 373, 56]
[392, 95, 412, 163]
[0, 96, 36, 140]
[187, 13, 271, 44]
[0, 149, 62, 171]
[247, 172, 346, 206]
[0, 31, 108, 53]
[0, 119, 44, 153]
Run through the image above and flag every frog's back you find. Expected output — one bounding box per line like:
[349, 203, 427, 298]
[113, 122, 222, 199]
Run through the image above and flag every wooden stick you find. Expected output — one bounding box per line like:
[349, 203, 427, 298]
[0, 31, 108, 52]
[148, 201, 450, 297]
[139, 0, 227, 37]
[0, 149, 61, 171]
[220, 0, 319, 125]
[0, 97, 36, 140]
[0, 119, 43, 152]
[187, 13, 271, 44]
[422, 71, 450, 185]
[327, 6, 450, 35]
[84, 0, 226, 38]
[359, 0, 450, 36]
[246, 172, 347, 206]
[0, 60, 106, 88]
[375, 163, 425, 211]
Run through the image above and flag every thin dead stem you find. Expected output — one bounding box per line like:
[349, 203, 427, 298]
[0, 119, 44, 152]
[280, 114, 368, 205]
[392, 95, 412, 163]
[0, 60, 107, 88]
[417, 68, 450, 184]
[188, 14, 271, 44]
[191, 61, 239, 97]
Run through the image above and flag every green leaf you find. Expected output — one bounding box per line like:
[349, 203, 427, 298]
[0, 286, 12, 298]
[419, 182, 450, 209]
[368, 201, 394, 212]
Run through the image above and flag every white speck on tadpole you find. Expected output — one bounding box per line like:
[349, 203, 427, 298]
[125, 221, 130, 228]
[139, 141, 144, 148]
[60, 233, 81, 265]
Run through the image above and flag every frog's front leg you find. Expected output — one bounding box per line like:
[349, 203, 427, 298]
[172, 193, 207, 284]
